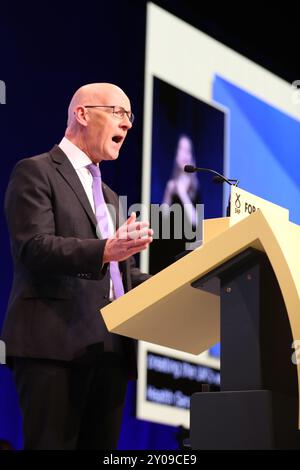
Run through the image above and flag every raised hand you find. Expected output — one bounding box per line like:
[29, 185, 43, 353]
[103, 212, 153, 263]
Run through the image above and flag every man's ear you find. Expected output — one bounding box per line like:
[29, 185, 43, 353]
[75, 105, 88, 127]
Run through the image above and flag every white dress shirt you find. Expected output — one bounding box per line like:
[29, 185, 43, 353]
[59, 136, 98, 212]
[59, 136, 114, 299]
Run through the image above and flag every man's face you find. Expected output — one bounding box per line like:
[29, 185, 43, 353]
[83, 87, 132, 163]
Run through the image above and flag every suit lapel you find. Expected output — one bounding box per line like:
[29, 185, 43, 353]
[102, 183, 128, 280]
[50, 145, 97, 229]
[49, 145, 129, 282]
[102, 184, 121, 230]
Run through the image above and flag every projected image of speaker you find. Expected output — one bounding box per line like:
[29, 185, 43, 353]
[149, 76, 225, 274]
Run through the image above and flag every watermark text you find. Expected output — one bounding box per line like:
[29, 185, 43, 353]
[0, 80, 6, 104]
[0, 340, 6, 365]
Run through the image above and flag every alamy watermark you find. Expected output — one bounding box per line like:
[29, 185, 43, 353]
[291, 80, 300, 104]
[0, 80, 6, 104]
[95, 196, 204, 251]
[291, 340, 300, 365]
[0, 340, 6, 365]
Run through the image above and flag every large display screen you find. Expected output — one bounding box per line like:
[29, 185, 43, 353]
[137, 3, 300, 428]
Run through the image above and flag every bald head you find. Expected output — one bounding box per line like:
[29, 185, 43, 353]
[64, 83, 132, 163]
[67, 83, 129, 128]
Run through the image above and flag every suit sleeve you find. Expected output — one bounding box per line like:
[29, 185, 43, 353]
[5, 158, 106, 278]
[128, 255, 151, 288]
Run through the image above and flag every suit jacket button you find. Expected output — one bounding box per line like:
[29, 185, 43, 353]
[103, 294, 108, 299]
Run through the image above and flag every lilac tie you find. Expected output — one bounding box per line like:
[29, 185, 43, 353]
[87, 163, 125, 299]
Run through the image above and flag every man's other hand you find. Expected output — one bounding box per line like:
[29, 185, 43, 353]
[103, 212, 153, 263]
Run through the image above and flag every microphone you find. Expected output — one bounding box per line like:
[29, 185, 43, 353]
[184, 165, 238, 216]
[184, 165, 239, 187]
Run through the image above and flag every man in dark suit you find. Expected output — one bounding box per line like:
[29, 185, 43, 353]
[1, 83, 153, 449]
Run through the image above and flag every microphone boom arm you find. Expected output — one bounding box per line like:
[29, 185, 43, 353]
[184, 165, 239, 187]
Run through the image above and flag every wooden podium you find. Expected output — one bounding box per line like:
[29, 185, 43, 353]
[101, 193, 300, 449]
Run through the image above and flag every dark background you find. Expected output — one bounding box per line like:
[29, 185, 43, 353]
[1, 0, 299, 449]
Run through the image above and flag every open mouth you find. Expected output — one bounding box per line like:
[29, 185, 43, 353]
[112, 135, 123, 144]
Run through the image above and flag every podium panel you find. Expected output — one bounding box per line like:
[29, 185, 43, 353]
[101, 206, 300, 442]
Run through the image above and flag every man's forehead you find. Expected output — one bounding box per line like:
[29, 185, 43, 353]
[97, 89, 131, 109]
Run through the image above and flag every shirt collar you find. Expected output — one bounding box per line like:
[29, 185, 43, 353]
[58, 136, 97, 170]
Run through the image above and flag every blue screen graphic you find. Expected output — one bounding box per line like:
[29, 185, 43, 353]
[213, 76, 300, 224]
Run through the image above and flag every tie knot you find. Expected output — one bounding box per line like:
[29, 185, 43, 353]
[87, 163, 101, 178]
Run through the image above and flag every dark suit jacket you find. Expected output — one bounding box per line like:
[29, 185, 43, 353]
[2, 145, 149, 371]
